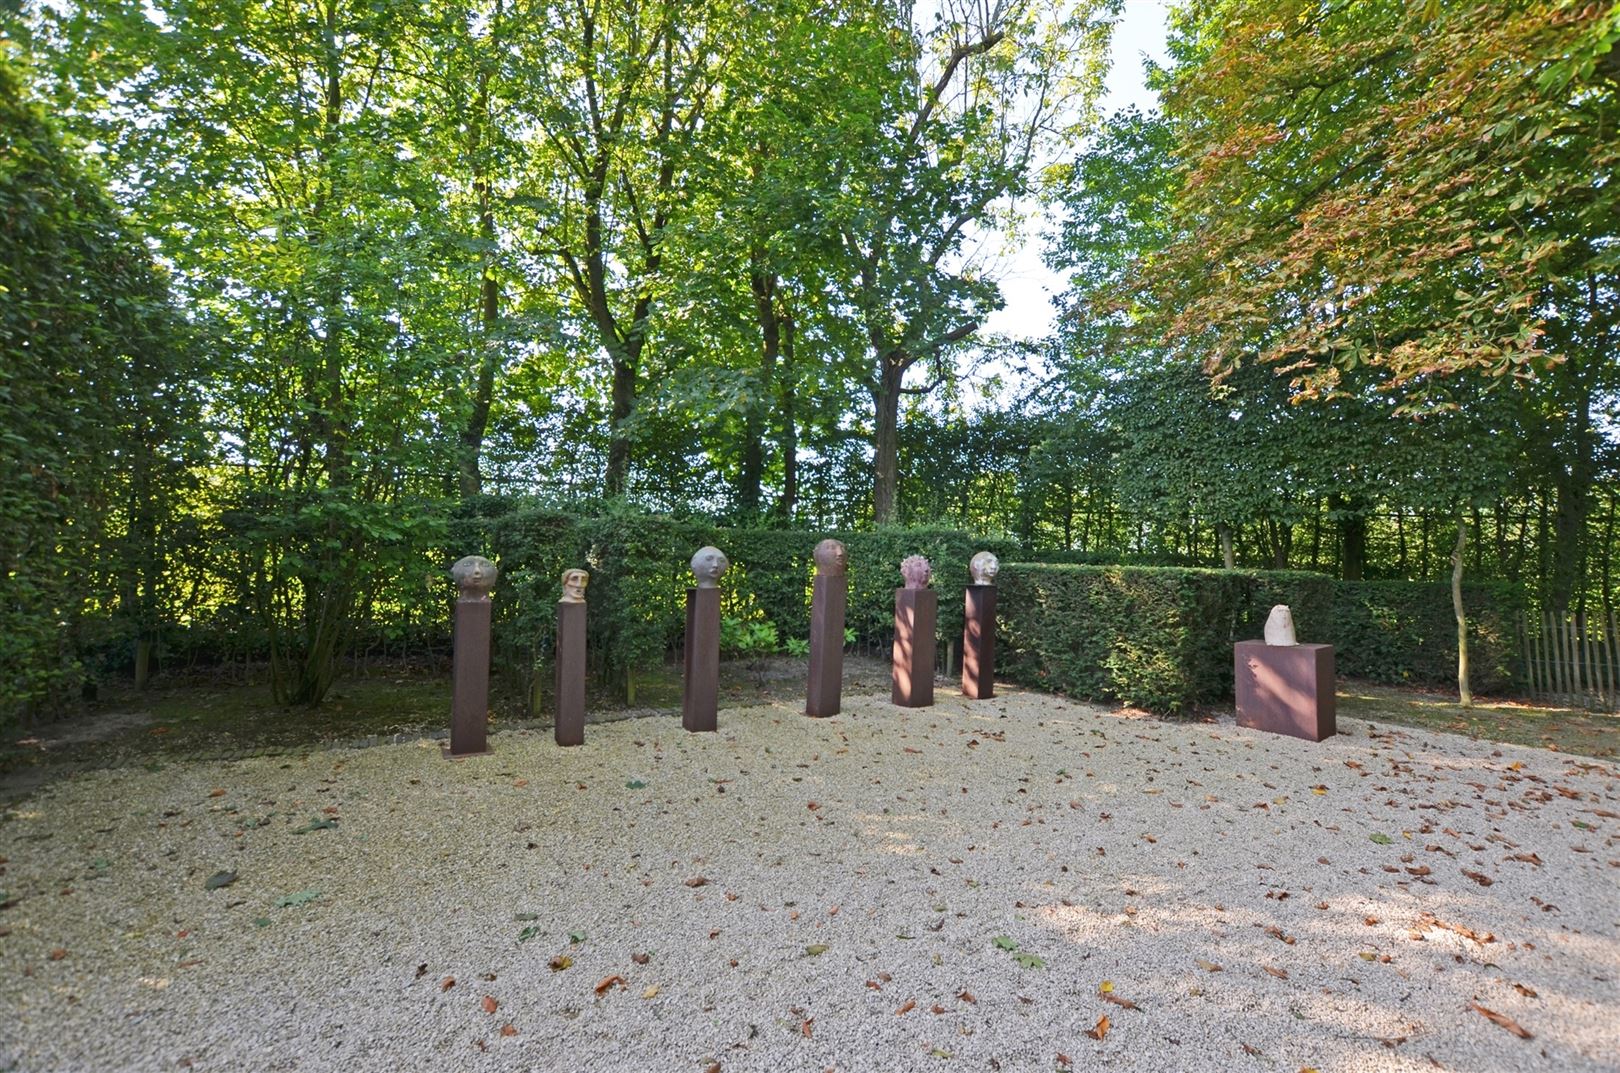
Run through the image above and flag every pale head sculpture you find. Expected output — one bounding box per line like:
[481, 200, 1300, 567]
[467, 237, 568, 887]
[691, 546, 730, 589]
[813, 538, 848, 577]
[900, 554, 933, 590]
[451, 555, 498, 601]
[560, 568, 590, 604]
[1264, 604, 1298, 646]
[969, 550, 1000, 586]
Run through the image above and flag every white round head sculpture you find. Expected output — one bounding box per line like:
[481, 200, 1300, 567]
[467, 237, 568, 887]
[451, 555, 498, 601]
[560, 568, 590, 604]
[690, 545, 730, 589]
[969, 550, 1000, 586]
[900, 554, 933, 590]
[1263, 604, 1298, 646]
[813, 538, 848, 577]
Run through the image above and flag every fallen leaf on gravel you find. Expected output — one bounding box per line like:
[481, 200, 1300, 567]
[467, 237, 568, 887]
[204, 871, 237, 891]
[498, 1024, 517, 1037]
[704, 1064, 720, 1073]
[1263, 966, 1289, 979]
[1507, 853, 1543, 867]
[1469, 1002, 1532, 1039]
[593, 975, 625, 995]
[684, 876, 709, 888]
[1512, 983, 1537, 998]
[548, 956, 572, 971]
[1264, 926, 1297, 945]
[48, 948, 66, 961]
[274, 889, 321, 908]
[440, 977, 455, 991]
[1241, 1043, 1261, 1056]
[957, 990, 976, 1004]
[642, 985, 660, 999]
[513, 779, 528, 788]
[1196, 959, 1222, 972]
[1085, 1015, 1110, 1040]
[1101, 992, 1140, 1011]
[930, 1004, 946, 1014]
[209, 788, 226, 798]
[568, 930, 587, 943]
[481, 996, 498, 1014]
[1370, 833, 1393, 845]
[631, 952, 651, 965]
[801, 1018, 813, 1037]
[895, 999, 916, 1015]
[517, 926, 541, 943]
[1462, 870, 1494, 886]
[1013, 953, 1046, 969]
[415, 964, 428, 979]
[992, 936, 1018, 951]
[804, 944, 828, 956]
[1098, 980, 1113, 993]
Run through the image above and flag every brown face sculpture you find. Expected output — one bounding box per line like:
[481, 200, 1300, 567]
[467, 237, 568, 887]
[813, 538, 848, 577]
[899, 554, 932, 590]
[691, 546, 730, 589]
[451, 555, 498, 600]
[560, 568, 590, 603]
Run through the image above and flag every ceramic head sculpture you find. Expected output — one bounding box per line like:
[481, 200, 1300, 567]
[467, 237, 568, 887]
[691, 546, 730, 589]
[969, 550, 1000, 585]
[900, 554, 933, 590]
[813, 538, 848, 577]
[451, 555, 498, 601]
[1264, 604, 1298, 646]
[560, 568, 590, 603]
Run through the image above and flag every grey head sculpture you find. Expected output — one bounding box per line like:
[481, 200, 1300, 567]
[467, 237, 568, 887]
[691, 545, 730, 589]
[899, 554, 932, 590]
[813, 538, 848, 577]
[451, 555, 498, 601]
[560, 568, 590, 604]
[969, 550, 1000, 585]
[1264, 604, 1298, 646]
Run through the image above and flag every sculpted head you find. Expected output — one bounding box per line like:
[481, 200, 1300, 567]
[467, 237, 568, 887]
[1263, 604, 1298, 646]
[900, 554, 932, 590]
[560, 568, 590, 603]
[690, 545, 730, 589]
[451, 555, 498, 600]
[813, 538, 848, 577]
[969, 550, 1000, 586]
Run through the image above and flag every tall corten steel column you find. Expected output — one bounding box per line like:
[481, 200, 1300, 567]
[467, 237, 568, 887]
[962, 550, 1000, 699]
[447, 555, 497, 758]
[682, 546, 728, 732]
[806, 539, 848, 718]
[554, 568, 589, 746]
[892, 555, 936, 708]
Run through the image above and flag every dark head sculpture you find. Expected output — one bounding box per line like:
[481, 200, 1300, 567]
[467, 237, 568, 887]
[691, 545, 730, 589]
[813, 538, 848, 577]
[451, 555, 498, 601]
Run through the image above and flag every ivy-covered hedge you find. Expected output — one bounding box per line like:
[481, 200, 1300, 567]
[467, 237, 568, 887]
[996, 564, 1519, 713]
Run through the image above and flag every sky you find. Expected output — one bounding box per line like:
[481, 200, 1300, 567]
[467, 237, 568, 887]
[980, 0, 1172, 342]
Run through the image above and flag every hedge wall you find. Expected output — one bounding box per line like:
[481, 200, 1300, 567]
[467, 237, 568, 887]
[996, 564, 1520, 713]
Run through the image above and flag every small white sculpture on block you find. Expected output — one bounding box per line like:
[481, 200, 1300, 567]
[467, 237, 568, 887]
[1264, 604, 1298, 646]
[969, 551, 999, 585]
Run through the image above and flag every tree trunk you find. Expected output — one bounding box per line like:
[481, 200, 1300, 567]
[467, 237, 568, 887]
[458, 60, 501, 499]
[774, 304, 798, 522]
[1217, 523, 1235, 569]
[871, 355, 906, 524]
[740, 250, 780, 517]
[1452, 506, 1472, 708]
[1334, 496, 1366, 580]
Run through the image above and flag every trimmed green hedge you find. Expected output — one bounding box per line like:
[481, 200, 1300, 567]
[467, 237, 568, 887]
[997, 564, 1519, 713]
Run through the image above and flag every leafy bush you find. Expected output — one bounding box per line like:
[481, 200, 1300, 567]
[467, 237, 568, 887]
[997, 563, 1520, 713]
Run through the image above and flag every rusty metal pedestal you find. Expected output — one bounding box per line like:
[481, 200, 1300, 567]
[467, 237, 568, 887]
[892, 588, 937, 708]
[555, 600, 586, 746]
[962, 584, 997, 699]
[1234, 641, 1336, 742]
[447, 595, 492, 758]
[683, 587, 720, 732]
[806, 573, 847, 718]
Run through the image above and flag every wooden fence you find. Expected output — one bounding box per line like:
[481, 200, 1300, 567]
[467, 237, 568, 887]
[1519, 611, 1620, 710]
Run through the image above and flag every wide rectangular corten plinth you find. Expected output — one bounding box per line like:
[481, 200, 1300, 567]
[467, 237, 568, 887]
[1234, 641, 1336, 742]
[962, 584, 997, 699]
[682, 587, 720, 732]
[806, 573, 847, 717]
[447, 599, 492, 758]
[555, 601, 586, 746]
[892, 588, 937, 707]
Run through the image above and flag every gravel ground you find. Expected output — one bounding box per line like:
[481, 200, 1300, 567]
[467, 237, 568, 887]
[1, 684, 1617, 1073]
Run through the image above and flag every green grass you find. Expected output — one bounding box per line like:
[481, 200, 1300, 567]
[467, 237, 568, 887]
[1337, 680, 1619, 758]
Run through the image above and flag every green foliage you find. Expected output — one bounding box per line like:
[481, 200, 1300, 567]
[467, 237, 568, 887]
[997, 563, 1521, 713]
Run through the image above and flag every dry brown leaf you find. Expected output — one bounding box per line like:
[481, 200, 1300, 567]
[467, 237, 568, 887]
[1263, 966, 1289, 979]
[684, 876, 709, 888]
[47, 948, 67, 961]
[1101, 992, 1140, 1011]
[957, 989, 976, 1004]
[930, 1004, 946, 1015]
[548, 955, 572, 971]
[631, 952, 650, 965]
[1241, 1043, 1261, 1056]
[1512, 983, 1538, 998]
[440, 976, 456, 991]
[593, 974, 626, 995]
[481, 995, 498, 1014]
[1469, 1002, 1532, 1039]
[704, 1065, 721, 1073]
[498, 1023, 517, 1037]
[1462, 869, 1494, 887]
[895, 999, 916, 1016]
[208, 788, 226, 798]
[642, 985, 660, 999]
[1196, 959, 1222, 972]
[1085, 1014, 1110, 1040]
[800, 1018, 813, 1037]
